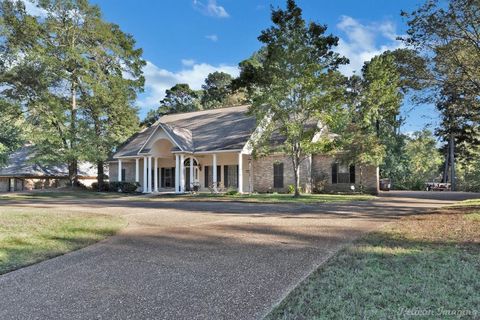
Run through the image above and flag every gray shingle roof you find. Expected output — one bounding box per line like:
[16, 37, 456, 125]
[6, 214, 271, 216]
[0, 145, 97, 177]
[113, 105, 256, 157]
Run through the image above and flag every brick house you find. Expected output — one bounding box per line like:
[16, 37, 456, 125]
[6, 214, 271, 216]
[0, 145, 97, 192]
[109, 105, 379, 194]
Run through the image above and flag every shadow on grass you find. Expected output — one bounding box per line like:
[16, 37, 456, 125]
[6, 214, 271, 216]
[267, 219, 480, 320]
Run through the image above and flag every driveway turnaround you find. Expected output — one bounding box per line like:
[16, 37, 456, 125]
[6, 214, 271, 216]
[0, 191, 478, 319]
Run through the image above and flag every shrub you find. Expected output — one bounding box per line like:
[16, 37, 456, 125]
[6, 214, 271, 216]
[225, 187, 238, 196]
[312, 171, 329, 193]
[91, 181, 139, 193]
[287, 184, 295, 194]
[91, 181, 110, 192]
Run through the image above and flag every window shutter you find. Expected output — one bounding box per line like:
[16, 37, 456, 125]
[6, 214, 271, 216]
[236, 165, 239, 187]
[204, 166, 209, 188]
[273, 163, 284, 188]
[172, 167, 175, 186]
[332, 163, 338, 184]
[224, 166, 229, 188]
[121, 168, 126, 182]
[349, 165, 356, 183]
[217, 166, 221, 185]
[161, 168, 165, 187]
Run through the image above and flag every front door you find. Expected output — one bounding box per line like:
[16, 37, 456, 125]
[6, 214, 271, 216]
[184, 166, 199, 191]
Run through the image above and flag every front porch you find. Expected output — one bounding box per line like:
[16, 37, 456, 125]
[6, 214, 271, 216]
[113, 150, 252, 194]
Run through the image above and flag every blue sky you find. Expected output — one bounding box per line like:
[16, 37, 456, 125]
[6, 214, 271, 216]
[89, 1, 440, 132]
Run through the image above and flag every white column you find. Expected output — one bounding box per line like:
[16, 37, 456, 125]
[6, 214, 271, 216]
[158, 160, 162, 190]
[175, 154, 180, 194]
[147, 156, 152, 193]
[212, 153, 217, 192]
[189, 157, 194, 191]
[248, 157, 253, 193]
[143, 156, 147, 193]
[154, 157, 158, 192]
[238, 153, 243, 193]
[117, 159, 122, 182]
[180, 154, 185, 193]
[135, 158, 139, 183]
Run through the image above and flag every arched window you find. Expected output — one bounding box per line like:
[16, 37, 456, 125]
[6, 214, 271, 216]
[184, 158, 198, 166]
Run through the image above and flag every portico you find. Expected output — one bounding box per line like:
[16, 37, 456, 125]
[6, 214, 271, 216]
[114, 149, 249, 194]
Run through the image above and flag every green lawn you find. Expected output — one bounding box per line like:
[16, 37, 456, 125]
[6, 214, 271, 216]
[0, 190, 131, 201]
[151, 193, 375, 204]
[267, 201, 480, 319]
[0, 207, 125, 274]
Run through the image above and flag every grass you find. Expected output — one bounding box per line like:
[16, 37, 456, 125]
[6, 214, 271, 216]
[0, 190, 132, 201]
[0, 207, 125, 275]
[267, 201, 480, 319]
[150, 193, 375, 204]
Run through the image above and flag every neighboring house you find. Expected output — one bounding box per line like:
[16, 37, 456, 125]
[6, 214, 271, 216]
[109, 105, 379, 194]
[0, 145, 97, 192]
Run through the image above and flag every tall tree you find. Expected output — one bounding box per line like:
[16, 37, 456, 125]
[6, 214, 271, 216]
[201, 71, 244, 109]
[237, 0, 348, 196]
[142, 83, 201, 126]
[337, 52, 403, 191]
[0, 99, 24, 165]
[401, 0, 480, 189]
[0, 0, 144, 184]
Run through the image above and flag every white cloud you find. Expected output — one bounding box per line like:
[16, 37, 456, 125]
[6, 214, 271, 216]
[181, 59, 196, 66]
[335, 15, 405, 76]
[193, 0, 229, 18]
[137, 60, 239, 111]
[205, 34, 219, 42]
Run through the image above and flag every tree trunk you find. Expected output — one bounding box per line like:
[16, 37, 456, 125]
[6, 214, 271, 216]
[450, 133, 455, 191]
[68, 160, 78, 187]
[292, 152, 301, 198]
[97, 160, 105, 191]
[69, 81, 78, 185]
[359, 165, 364, 193]
[443, 145, 450, 183]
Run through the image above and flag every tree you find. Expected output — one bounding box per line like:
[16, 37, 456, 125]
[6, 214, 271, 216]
[401, 0, 480, 189]
[142, 83, 201, 126]
[337, 52, 403, 191]
[201, 71, 235, 109]
[0, 0, 144, 184]
[237, 0, 348, 197]
[0, 99, 24, 165]
[404, 130, 443, 189]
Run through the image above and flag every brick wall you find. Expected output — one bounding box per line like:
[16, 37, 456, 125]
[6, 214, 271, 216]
[311, 155, 379, 194]
[252, 154, 311, 193]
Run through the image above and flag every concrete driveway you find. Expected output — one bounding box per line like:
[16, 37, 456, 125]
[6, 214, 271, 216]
[0, 191, 478, 320]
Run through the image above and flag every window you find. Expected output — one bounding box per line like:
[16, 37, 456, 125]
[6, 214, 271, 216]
[332, 163, 355, 184]
[223, 165, 238, 188]
[205, 165, 221, 188]
[161, 167, 175, 188]
[273, 163, 284, 188]
[121, 168, 126, 182]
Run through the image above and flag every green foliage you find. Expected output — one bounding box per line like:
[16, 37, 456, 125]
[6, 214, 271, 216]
[92, 181, 139, 193]
[225, 188, 238, 196]
[202, 71, 238, 109]
[337, 52, 403, 191]
[0, 0, 144, 182]
[236, 0, 348, 196]
[402, 0, 480, 187]
[380, 130, 443, 190]
[0, 99, 24, 165]
[160, 83, 201, 114]
[287, 184, 295, 194]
